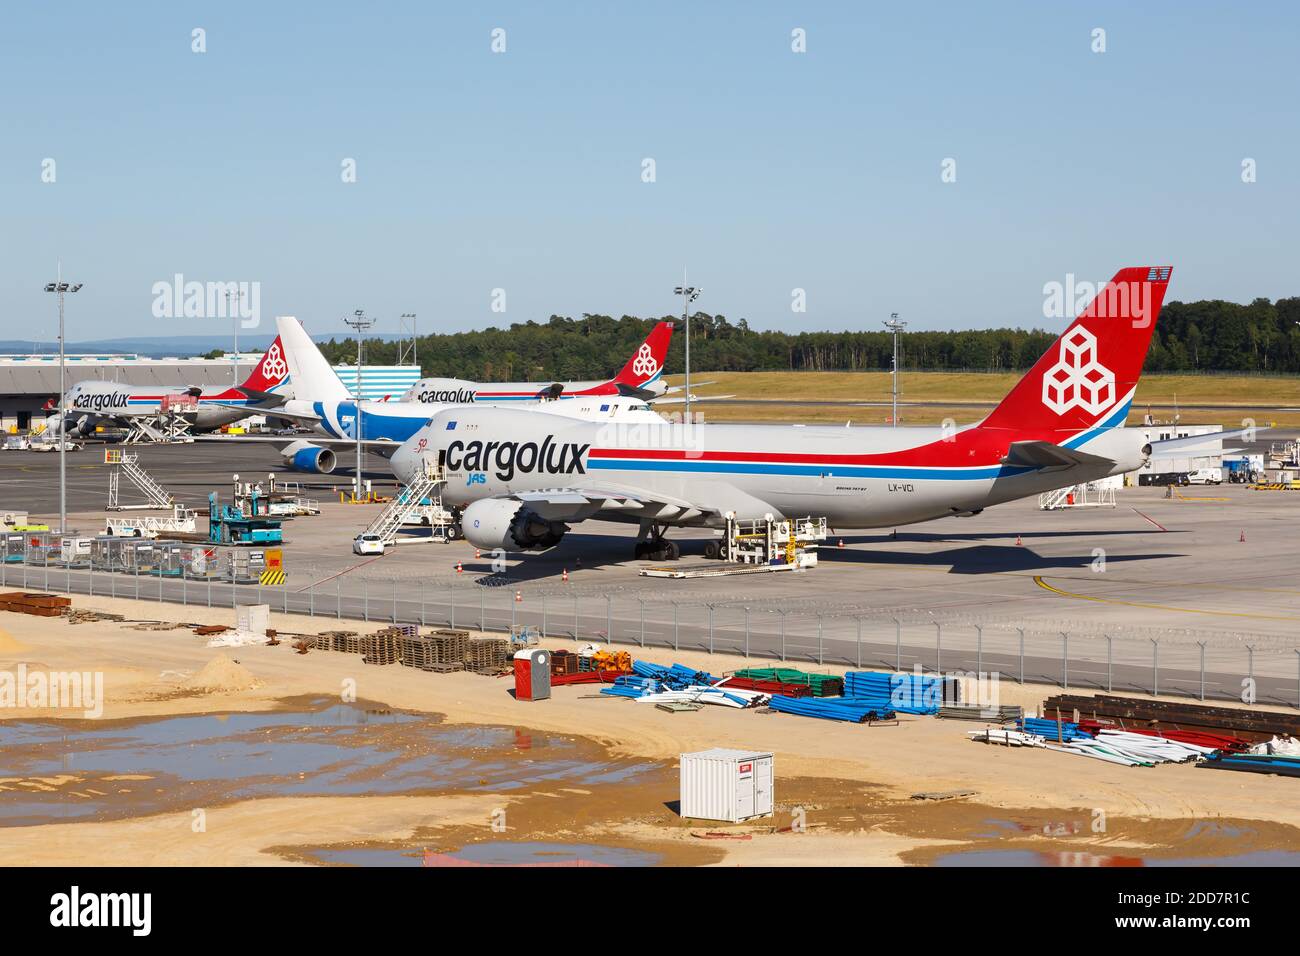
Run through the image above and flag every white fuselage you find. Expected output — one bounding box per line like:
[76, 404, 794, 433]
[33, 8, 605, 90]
[392, 408, 1150, 529]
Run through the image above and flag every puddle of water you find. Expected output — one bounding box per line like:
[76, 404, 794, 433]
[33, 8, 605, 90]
[0, 701, 658, 827]
[309, 842, 660, 867]
[936, 849, 1300, 867]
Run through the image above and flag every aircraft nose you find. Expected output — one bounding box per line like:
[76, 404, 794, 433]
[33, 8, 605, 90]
[390, 439, 418, 485]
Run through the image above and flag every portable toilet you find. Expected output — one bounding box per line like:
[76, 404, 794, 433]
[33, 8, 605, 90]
[513, 648, 552, 701]
[679, 749, 775, 823]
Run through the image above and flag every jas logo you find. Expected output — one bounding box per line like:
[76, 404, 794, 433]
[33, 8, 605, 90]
[1041, 327, 1116, 416]
[466, 472, 486, 486]
[445, 436, 589, 482]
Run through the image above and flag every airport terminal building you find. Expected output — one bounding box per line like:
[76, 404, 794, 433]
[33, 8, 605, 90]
[0, 353, 419, 431]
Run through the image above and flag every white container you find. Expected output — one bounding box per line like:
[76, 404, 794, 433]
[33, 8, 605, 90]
[679, 748, 774, 823]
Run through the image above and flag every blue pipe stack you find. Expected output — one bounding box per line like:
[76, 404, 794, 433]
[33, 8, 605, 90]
[768, 695, 896, 723]
[631, 660, 719, 688]
[842, 671, 942, 715]
[1019, 717, 1092, 741]
[600, 676, 661, 699]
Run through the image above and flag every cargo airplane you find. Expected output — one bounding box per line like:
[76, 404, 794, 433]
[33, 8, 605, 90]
[217, 316, 666, 474]
[401, 321, 676, 404]
[392, 266, 1182, 561]
[47, 340, 290, 437]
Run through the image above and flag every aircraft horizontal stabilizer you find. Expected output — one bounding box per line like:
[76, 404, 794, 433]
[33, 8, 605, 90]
[1002, 440, 1114, 470]
[236, 387, 287, 407]
[1146, 425, 1266, 455]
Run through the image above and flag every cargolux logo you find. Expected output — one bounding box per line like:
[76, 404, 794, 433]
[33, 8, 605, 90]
[73, 392, 129, 412]
[416, 387, 477, 404]
[631, 343, 660, 379]
[260, 342, 287, 381]
[445, 436, 589, 482]
[1041, 327, 1116, 416]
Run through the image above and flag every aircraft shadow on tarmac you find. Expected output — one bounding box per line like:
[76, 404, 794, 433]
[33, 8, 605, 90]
[441, 530, 1185, 583]
[818, 544, 1184, 575]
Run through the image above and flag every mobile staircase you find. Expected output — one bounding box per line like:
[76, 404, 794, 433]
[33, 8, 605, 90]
[105, 449, 175, 510]
[360, 462, 453, 548]
[1038, 481, 1116, 510]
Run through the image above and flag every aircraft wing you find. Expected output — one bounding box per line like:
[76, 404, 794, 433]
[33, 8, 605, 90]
[193, 434, 400, 450]
[1002, 440, 1115, 470]
[650, 393, 735, 405]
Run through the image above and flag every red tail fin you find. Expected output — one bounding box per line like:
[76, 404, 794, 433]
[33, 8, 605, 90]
[980, 267, 1171, 437]
[239, 336, 290, 393]
[612, 321, 674, 386]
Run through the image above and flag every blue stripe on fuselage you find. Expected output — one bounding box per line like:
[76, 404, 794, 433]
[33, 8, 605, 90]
[586, 459, 1034, 480]
[1062, 397, 1133, 449]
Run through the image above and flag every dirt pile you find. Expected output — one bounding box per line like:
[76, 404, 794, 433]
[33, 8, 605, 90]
[183, 656, 261, 694]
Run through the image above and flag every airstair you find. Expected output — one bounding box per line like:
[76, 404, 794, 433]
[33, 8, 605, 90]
[1038, 481, 1117, 510]
[105, 449, 175, 510]
[361, 462, 452, 546]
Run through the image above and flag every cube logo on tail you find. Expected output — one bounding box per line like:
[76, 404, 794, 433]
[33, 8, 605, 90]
[239, 336, 290, 392]
[1041, 327, 1115, 416]
[613, 321, 674, 386]
[631, 343, 660, 379]
[261, 342, 288, 381]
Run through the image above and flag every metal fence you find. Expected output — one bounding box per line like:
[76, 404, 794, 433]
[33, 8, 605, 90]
[6, 555, 1299, 708]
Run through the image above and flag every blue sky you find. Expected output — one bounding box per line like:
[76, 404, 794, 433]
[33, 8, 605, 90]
[2, 1, 1296, 344]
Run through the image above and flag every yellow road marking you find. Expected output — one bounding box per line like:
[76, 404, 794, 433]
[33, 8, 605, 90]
[1033, 575, 1300, 622]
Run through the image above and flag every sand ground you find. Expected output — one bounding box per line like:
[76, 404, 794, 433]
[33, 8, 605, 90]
[1, 593, 1298, 867]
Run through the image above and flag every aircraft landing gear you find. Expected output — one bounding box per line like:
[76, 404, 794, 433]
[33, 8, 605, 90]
[634, 523, 679, 561]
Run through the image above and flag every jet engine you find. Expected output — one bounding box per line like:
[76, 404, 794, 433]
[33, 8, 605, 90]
[461, 498, 567, 551]
[281, 440, 336, 474]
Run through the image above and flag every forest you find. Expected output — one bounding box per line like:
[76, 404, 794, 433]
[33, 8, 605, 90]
[314, 297, 1300, 380]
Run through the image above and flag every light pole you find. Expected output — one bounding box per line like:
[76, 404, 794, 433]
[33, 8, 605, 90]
[225, 289, 244, 385]
[883, 313, 906, 427]
[343, 310, 375, 499]
[673, 279, 700, 417]
[44, 268, 82, 536]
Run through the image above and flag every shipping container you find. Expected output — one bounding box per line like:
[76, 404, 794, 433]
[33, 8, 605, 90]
[679, 748, 774, 823]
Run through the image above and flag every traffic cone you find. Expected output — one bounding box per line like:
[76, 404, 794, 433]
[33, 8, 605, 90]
[475, 548, 481, 559]
[562, 568, 569, 582]
[515, 589, 522, 603]
[456, 561, 463, 574]
[837, 538, 845, 549]
[1015, 534, 1023, 546]
[1240, 530, 1246, 543]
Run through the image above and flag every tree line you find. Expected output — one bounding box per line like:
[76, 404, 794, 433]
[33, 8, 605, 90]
[314, 297, 1300, 379]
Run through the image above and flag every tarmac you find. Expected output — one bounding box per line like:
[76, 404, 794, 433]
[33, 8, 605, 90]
[4, 439, 1300, 706]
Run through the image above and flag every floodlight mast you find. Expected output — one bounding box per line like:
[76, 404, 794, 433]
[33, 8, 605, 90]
[343, 310, 376, 498]
[44, 264, 82, 536]
[883, 314, 907, 428]
[673, 277, 701, 417]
